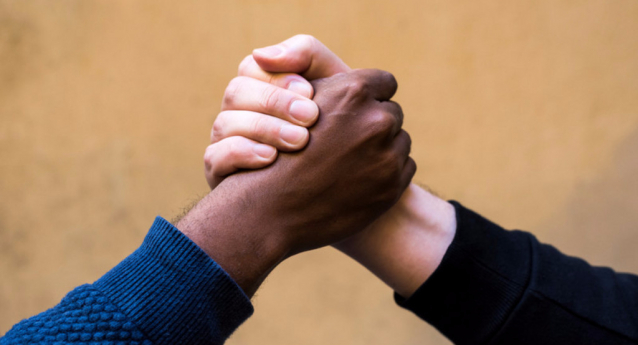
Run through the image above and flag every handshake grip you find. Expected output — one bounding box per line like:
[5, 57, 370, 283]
[223, 69, 415, 257]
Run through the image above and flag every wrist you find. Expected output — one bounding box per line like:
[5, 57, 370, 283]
[176, 180, 290, 297]
[335, 183, 456, 298]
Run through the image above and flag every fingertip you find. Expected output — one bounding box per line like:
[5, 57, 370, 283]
[287, 79, 314, 99]
[238, 54, 255, 75]
[289, 100, 319, 126]
[280, 124, 310, 149]
[253, 45, 284, 59]
[253, 143, 277, 161]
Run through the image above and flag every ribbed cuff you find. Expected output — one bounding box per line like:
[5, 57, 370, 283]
[395, 201, 533, 345]
[94, 217, 253, 345]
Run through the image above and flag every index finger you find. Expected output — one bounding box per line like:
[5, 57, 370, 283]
[353, 69, 399, 102]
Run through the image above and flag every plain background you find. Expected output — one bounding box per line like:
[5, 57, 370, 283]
[1, 1, 637, 344]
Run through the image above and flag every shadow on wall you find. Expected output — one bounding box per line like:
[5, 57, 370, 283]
[541, 126, 638, 273]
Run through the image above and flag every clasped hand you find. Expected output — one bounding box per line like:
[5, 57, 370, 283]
[178, 36, 429, 297]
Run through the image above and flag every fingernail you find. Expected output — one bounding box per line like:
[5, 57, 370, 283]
[288, 80, 313, 98]
[253, 144, 277, 159]
[280, 124, 308, 146]
[289, 100, 319, 124]
[254, 45, 283, 58]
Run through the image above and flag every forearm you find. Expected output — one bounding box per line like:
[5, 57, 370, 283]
[175, 181, 289, 297]
[397, 202, 638, 345]
[1, 217, 253, 345]
[334, 183, 456, 298]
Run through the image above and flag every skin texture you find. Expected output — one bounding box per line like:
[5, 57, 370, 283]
[180, 69, 415, 297]
[204, 75, 318, 188]
[204, 36, 352, 189]
[333, 184, 456, 297]
[204, 35, 457, 298]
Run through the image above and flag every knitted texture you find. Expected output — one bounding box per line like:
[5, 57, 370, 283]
[1, 217, 254, 344]
[1, 285, 151, 345]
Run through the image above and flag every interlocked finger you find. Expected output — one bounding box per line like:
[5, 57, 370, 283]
[211, 110, 310, 151]
[204, 136, 278, 189]
[223, 76, 319, 127]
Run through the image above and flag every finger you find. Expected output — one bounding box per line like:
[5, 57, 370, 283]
[238, 55, 314, 98]
[381, 101, 404, 136]
[399, 157, 417, 194]
[204, 137, 277, 189]
[252, 34, 351, 80]
[211, 110, 310, 151]
[353, 69, 398, 101]
[392, 130, 413, 163]
[223, 76, 319, 126]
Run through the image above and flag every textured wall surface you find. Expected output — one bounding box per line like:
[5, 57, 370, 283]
[1, 1, 637, 344]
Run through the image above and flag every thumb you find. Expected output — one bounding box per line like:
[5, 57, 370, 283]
[253, 34, 351, 80]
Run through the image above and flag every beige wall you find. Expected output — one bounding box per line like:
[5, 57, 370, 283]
[1, 1, 638, 343]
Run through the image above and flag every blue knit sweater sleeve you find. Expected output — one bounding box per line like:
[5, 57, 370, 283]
[0, 217, 254, 345]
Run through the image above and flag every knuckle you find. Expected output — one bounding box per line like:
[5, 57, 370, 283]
[388, 101, 403, 117]
[399, 130, 412, 151]
[227, 138, 246, 159]
[203, 146, 215, 166]
[223, 77, 246, 107]
[367, 68, 397, 90]
[238, 55, 255, 76]
[368, 111, 396, 136]
[250, 115, 271, 139]
[344, 78, 368, 100]
[204, 144, 227, 176]
[381, 112, 396, 130]
[211, 112, 229, 141]
[295, 34, 318, 47]
[380, 70, 398, 89]
[259, 85, 282, 110]
[406, 157, 417, 176]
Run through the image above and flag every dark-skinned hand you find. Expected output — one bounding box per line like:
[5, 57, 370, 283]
[177, 69, 415, 295]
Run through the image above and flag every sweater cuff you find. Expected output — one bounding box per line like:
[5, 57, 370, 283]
[395, 201, 533, 345]
[94, 217, 253, 345]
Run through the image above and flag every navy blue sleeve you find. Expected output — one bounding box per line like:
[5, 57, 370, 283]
[396, 201, 638, 345]
[1, 217, 254, 345]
